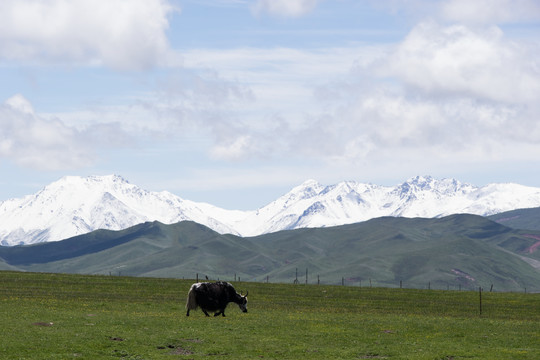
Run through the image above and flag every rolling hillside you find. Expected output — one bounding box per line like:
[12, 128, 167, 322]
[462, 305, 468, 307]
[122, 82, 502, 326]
[1, 214, 539, 292]
[488, 206, 540, 231]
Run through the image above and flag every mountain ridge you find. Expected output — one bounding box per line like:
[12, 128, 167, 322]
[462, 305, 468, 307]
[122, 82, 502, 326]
[1, 214, 539, 292]
[3, 174, 540, 246]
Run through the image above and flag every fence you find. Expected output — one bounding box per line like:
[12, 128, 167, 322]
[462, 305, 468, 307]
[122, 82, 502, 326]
[185, 268, 538, 294]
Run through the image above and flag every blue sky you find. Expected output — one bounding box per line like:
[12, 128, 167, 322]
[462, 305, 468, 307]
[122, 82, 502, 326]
[1, 0, 540, 209]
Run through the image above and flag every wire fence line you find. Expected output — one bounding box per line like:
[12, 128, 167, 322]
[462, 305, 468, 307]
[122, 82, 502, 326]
[179, 272, 540, 320]
[185, 270, 539, 294]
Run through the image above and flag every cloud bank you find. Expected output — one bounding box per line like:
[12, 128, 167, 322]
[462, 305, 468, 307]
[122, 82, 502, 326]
[0, 95, 93, 170]
[385, 21, 540, 104]
[0, 95, 134, 170]
[179, 5, 540, 170]
[439, 0, 540, 24]
[2, 0, 540, 192]
[0, 0, 175, 70]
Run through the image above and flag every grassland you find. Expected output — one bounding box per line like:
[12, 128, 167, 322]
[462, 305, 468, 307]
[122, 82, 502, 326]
[489, 207, 540, 231]
[1, 271, 539, 359]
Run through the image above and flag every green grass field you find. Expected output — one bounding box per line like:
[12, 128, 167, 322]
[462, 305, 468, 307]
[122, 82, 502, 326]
[1, 271, 539, 359]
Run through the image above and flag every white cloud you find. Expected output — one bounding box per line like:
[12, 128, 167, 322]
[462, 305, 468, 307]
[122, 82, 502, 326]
[382, 21, 540, 104]
[0, 94, 135, 170]
[174, 37, 540, 169]
[41, 65, 259, 158]
[35, 33, 539, 175]
[253, 0, 320, 17]
[158, 3, 540, 168]
[210, 135, 254, 160]
[6, 1, 536, 177]
[0, 95, 94, 169]
[372, 0, 540, 26]
[0, 0, 175, 70]
[440, 0, 540, 24]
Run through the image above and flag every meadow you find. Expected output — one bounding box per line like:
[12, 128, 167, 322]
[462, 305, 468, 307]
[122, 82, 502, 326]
[0, 271, 538, 359]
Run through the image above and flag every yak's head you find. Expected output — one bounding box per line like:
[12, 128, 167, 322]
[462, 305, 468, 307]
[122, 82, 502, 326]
[238, 291, 248, 313]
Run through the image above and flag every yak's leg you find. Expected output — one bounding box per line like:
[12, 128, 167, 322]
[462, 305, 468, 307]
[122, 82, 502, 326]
[202, 309, 210, 317]
[213, 308, 226, 317]
[186, 309, 190, 316]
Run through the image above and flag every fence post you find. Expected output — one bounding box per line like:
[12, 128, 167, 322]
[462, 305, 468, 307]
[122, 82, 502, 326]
[196, 273, 198, 282]
[305, 268, 308, 285]
[479, 286, 482, 316]
[317, 275, 320, 285]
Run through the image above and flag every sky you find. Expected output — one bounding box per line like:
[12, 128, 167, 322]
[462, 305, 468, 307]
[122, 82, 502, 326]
[1, 0, 540, 210]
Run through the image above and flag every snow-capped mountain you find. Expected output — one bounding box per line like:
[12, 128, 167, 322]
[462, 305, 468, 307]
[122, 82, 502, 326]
[231, 176, 540, 236]
[0, 175, 246, 246]
[2, 174, 540, 246]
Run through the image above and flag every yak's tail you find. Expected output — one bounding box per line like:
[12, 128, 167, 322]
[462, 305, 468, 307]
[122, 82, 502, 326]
[186, 285, 198, 311]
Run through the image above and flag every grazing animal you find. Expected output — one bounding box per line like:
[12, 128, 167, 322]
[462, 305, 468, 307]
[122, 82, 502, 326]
[186, 281, 248, 317]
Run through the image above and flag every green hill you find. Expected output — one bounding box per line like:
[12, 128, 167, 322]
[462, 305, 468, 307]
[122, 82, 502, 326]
[488, 206, 540, 230]
[1, 214, 539, 292]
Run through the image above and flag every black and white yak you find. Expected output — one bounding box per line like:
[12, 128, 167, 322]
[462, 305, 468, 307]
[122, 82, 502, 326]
[185, 281, 248, 317]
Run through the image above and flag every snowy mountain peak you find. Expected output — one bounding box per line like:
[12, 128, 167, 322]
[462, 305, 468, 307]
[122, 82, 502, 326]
[405, 175, 435, 188]
[397, 176, 471, 195]
[0, 174, 237, 246]
[267, 179, 324, 209]
[2, 175, 540, 246]
[292, 179, 324, 196]
[41, 174, 129, 194]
